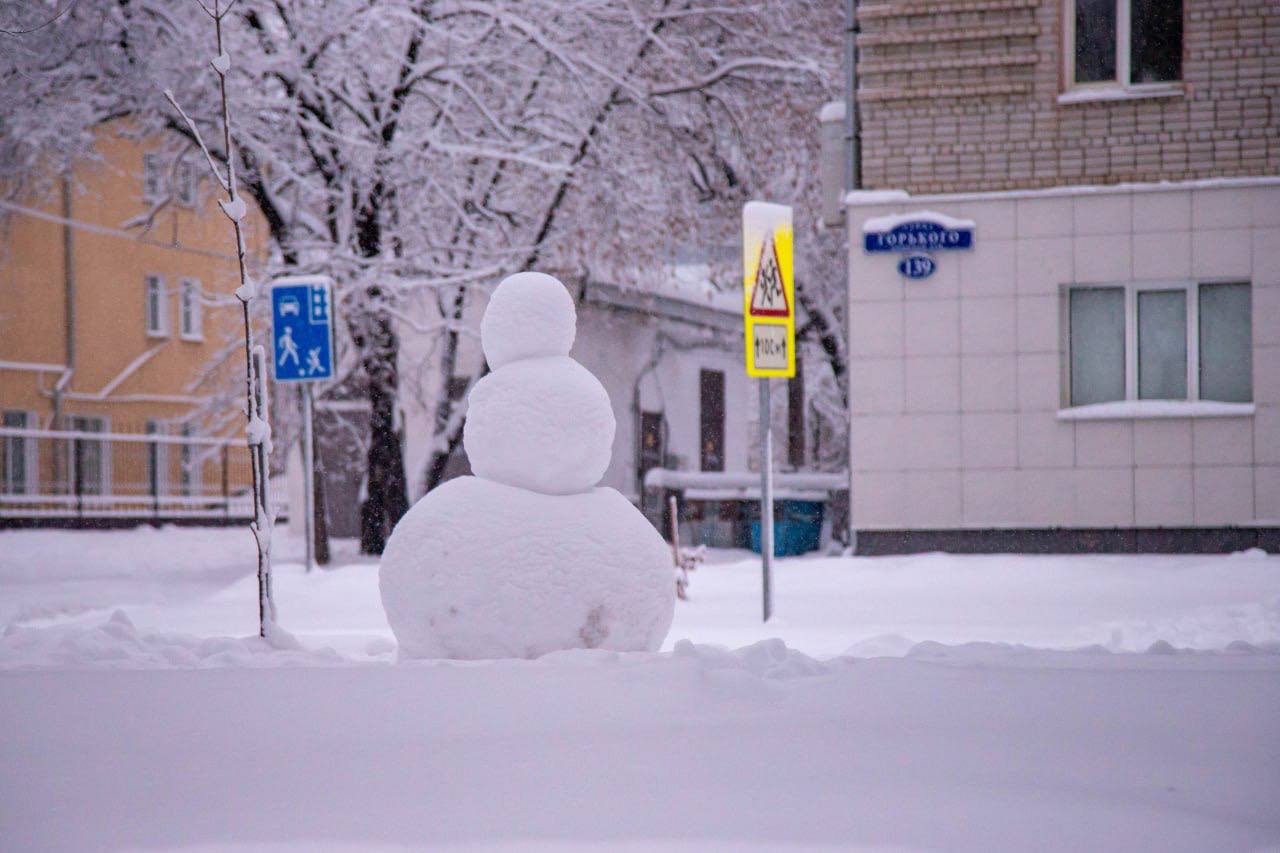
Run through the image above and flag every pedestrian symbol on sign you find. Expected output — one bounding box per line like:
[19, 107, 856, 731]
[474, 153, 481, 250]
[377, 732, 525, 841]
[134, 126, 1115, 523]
[278, 326, 300, 368]
[749, 233, 789, 318]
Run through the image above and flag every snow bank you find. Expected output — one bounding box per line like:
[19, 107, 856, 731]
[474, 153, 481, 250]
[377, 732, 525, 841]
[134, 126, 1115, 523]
[463, 355, 615, 495]
[0, 525, 296, 626]
[0, 609, 338, 670]
[380, 476, 674, 659]
[4, 636, 1278, 852]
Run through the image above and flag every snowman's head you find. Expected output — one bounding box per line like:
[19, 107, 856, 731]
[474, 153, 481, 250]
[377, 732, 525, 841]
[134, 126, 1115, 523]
[481, 272, 577, 370]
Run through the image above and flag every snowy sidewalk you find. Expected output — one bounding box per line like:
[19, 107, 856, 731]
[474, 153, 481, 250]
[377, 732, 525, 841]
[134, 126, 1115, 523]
[3, 643, 1278, 852]
[2, 527, 1278, 663]
[1, 527, 1278, 851]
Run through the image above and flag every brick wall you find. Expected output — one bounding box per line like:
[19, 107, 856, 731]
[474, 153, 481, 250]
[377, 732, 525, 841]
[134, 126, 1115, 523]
[856, 0, 1280, 193]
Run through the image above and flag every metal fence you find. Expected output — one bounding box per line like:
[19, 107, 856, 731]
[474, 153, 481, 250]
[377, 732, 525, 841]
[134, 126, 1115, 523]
[0, 426, 282, 525]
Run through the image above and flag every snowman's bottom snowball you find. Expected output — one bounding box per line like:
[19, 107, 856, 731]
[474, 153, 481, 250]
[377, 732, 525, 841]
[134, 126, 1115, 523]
[379, 476, 675, 660]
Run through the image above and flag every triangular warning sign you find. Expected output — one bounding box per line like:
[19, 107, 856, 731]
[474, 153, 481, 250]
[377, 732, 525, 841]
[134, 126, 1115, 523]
[749, 232, 789, 318]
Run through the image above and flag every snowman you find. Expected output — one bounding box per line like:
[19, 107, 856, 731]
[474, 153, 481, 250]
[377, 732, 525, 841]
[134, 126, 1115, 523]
[379, 272, 676, 659]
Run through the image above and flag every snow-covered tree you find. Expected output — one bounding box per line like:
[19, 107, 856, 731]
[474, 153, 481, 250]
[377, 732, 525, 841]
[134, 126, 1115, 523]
[1, 0, 844, 550]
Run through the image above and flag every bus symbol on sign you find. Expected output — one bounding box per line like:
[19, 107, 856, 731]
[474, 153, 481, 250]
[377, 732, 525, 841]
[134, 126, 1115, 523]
[898, 254, 936, 280]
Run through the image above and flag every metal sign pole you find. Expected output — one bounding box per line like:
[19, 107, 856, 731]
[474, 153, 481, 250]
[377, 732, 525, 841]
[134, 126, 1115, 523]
[743, 201, 791, 622]
[270, 276, 335, 575]
[759, 378, 774, 622]
[302, 382, 315, 574]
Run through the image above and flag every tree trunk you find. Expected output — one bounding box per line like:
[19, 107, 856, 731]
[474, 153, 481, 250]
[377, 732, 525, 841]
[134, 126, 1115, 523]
[419, 285, 468, 494]
[311, 404, 332, 566]
[357, 307, 409, 554]
[794, 280, 847, 407]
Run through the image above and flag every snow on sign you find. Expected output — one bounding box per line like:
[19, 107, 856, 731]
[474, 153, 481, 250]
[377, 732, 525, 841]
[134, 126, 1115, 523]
[271, 277, 335, 382]
[742, 201, 795, 378]
[862, 210, 975, 254]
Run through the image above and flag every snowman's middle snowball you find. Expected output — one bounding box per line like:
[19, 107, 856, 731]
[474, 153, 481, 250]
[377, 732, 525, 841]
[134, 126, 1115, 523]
[464, 354, 615, 495]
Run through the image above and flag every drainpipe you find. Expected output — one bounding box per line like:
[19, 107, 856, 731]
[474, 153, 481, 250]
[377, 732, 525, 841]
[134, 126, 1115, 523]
[845, 0, 862, 194]
[844, 0, 861, 554]
[61, 178, 76, 373]
[55, 177, 76, 490]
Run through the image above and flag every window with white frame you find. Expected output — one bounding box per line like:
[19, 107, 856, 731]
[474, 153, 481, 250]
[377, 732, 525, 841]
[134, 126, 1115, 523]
[2, 410, 37, 495]
[1067, 282, 1252, 407]
[1067, 0, 1182, 91]
[142, 152, 164, 201]
[66, 415, 109, 496]
[180, 423, 203, 496]
[180, 278, 203, 340]
[176, 159, 197, 206]
[145, 274, 169, 336]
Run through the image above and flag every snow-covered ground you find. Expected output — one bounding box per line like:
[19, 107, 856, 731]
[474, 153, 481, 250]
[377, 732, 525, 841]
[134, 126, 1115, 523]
[2, 526, 1279, 851]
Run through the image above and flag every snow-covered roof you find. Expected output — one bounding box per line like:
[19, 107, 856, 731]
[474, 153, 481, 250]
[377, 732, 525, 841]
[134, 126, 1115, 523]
[581, 266, 741, 331]
[650, 263, 741, 314]
[846, 175, 1280, 207]
[644, 469, 847, 493]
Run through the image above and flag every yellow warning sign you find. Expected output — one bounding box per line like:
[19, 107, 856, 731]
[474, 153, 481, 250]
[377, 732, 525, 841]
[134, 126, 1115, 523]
[743, 201, 795, 378]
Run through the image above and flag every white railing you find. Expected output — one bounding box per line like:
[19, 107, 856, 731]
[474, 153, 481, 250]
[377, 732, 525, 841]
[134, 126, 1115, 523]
[0, 427, 285, 523]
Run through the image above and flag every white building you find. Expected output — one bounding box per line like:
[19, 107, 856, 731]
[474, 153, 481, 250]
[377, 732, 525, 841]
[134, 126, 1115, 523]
[835, 0, 1278, 551]
[846, 181, 1278, 550]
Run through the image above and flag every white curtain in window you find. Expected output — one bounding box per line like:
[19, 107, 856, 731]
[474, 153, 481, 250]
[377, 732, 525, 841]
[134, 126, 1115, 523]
[1137, 289, 1187, 400]
[1070, 288, 1125, 405]
[1199, 283, 1252, 403]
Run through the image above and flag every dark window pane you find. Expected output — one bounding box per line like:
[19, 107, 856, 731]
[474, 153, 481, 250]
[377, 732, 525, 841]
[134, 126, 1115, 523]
[699, 369, 725, 472]
[1070, 287, 1125, 406]
[638, 411, 664, 480]
[1137, 290, 1187, 400]
[1131, 0, 1182, 83]
[3, 411, 29, 495]
[1075, 0, 1117, 83]
[1199, 283, 1252, 402]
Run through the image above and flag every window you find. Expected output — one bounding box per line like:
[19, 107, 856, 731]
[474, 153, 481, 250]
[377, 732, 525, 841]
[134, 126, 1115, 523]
[146, 420, 168, 497]
[180, 278, 203, 340]
[142, 153, 164, 201]
[2, 411, 36, 495]
[175, 159, 197, 206]
[66, 415, 108, 496]
[1067, 0, 1182, 91]
[180, 423, 202, 496]
[146, 274, 168, 336]
[638, 411, 665, 484]
[1067, 282, 1251, 407]
[699, 369, 725, 472]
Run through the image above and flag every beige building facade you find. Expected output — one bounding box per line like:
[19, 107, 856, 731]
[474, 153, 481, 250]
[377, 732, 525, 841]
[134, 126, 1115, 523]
[845, 0, 1279, 550]
[856, 0, 1277, 193]
[0, 126, 260, 521]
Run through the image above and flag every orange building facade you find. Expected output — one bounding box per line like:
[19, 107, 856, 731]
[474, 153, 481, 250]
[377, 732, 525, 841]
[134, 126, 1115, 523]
[0, 125, 263, 523]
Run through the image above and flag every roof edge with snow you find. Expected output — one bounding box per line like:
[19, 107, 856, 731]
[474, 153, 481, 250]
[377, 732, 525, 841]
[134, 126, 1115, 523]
[846, 175, 1280, 207]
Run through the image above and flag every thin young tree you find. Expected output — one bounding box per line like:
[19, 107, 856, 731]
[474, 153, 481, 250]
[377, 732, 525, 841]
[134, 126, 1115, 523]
[163, 0, 278, 638]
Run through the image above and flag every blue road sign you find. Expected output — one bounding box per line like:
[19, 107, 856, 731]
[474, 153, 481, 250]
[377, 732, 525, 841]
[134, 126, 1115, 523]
[271, 278, 335, 382]
[897, 254, 937, 279]
[864, 217, 974, 254]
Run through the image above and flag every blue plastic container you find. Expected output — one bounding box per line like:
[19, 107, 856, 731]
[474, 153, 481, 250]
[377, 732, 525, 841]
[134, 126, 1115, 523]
[748, 500, 825, 556]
